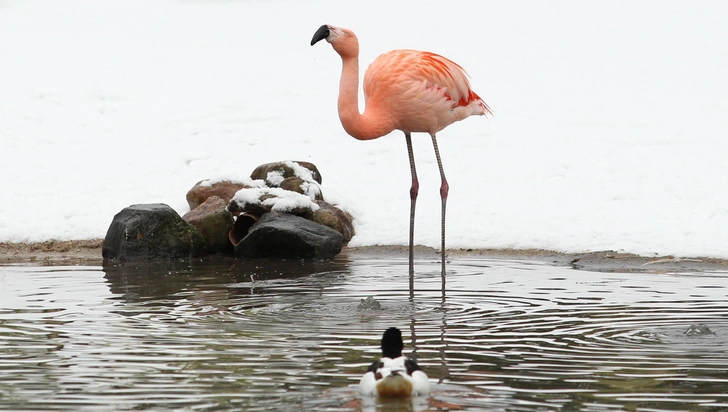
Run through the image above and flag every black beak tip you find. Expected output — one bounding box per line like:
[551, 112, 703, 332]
[310, 24, 330, 46]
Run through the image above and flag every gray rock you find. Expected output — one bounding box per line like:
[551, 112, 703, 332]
[235, 212, 342, 259]
[358, 296, 382, 310]
[684, 323, 716, 336]
[102, 203, 205, 261]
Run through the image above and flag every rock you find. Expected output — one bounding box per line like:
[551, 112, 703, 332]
[358, 296, 382, 310]
[251, 160, 322, 184]
[182, 196, 234, 254]
[102, 203, 205, 261]
[684, 323, 716, 336]
[250, 161, 323, 201]
[235, 212, 342, 259]
[309, 200, 355, 244]
[279, 176, 323, 201]
[279, 176, 307, 195]
[186, 179, 253, 210]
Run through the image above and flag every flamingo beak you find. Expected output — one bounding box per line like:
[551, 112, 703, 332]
[310, 24, 330, 46]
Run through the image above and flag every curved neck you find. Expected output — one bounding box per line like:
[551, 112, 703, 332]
[337, 55, 393, 140]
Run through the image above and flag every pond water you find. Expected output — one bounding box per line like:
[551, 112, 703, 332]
[1, 255, 728, 411]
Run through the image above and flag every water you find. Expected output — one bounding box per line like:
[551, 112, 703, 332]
[1, 255, 728, 411]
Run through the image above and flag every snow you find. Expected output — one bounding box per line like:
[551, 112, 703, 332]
[231, 187, 320, 214]
[265, 171, 286, 187]
[1, 0, 727, 258]
[199, 177, 265, 189]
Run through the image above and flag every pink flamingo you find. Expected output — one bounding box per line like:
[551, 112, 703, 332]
[311, 24, 491, 281]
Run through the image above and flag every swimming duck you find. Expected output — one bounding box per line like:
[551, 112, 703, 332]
[359, 327, 430, 397]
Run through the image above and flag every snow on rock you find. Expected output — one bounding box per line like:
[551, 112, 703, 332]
[230, 187, 320, 214]
[199, 177, 266, 189]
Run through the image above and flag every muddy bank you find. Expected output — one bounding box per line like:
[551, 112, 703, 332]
[1, 239, 727, 273]
[346, 245, 728, 273]
[0, 240, 104, 266]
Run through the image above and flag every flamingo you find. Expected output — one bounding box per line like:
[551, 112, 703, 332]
[359, 327, 430, 397]
[310, 24, 491, 280]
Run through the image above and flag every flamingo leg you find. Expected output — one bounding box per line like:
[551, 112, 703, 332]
[430, 134, 448, 280]
[405, 132, 419, 284]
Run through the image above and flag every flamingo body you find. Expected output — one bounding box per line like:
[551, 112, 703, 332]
[363, 49, 491, 135]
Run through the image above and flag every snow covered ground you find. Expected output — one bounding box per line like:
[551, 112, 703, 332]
[1, 0, 727, 258]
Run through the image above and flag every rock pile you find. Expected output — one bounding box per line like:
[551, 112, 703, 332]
[102, 161, 354, 261]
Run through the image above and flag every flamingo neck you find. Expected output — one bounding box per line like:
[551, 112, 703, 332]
[338, 55, 394, 140]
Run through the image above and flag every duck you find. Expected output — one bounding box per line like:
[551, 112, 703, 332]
[359, 327, 430, 397]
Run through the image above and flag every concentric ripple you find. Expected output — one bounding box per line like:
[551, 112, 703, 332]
[0, 257, 727, 411]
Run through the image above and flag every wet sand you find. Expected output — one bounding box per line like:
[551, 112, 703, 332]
[2, 239, 727, 273]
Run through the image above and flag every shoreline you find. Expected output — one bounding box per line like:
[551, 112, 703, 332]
[2, 239, 727, 273]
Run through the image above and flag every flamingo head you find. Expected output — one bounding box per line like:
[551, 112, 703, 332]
[310, 24, 358, 58]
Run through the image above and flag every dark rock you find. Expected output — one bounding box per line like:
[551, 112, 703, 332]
[102, 203, 205, 261]
[182, 196, 234, 254]
[251, 161, 322, 185]
[309, 201, 355, 244]
[186, 179, 252, 210]
[235, 212, 342, 259]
